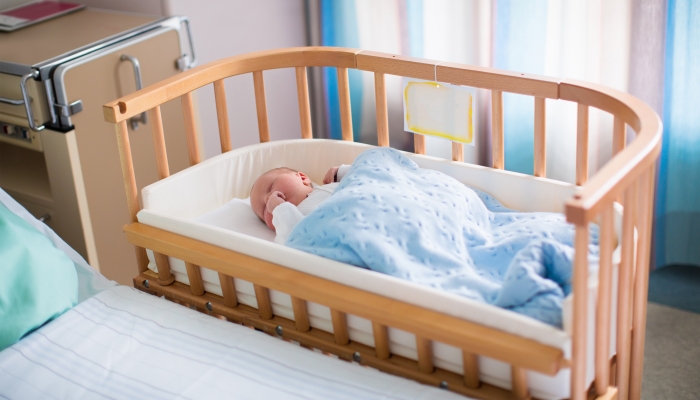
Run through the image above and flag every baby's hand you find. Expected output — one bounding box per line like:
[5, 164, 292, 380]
[323, 166, 340, 184]
[266, 191, 286, 213]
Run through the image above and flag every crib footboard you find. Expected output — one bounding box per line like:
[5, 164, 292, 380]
[104, 47, 661, 400]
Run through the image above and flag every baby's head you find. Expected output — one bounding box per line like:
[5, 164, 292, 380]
[250, 167, 313, 229]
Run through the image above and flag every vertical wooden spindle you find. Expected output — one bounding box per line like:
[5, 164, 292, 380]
[213, 79, 232, 153]
[374, 72, 389, 147]
[254, 284, 273, 319]
[218, 273, 238, 307]
[452, 142, 464, 162]
[253, 71, 270, 143]
[462, 351, 480, 389]
[491, 90, 504, 169]
[571, 224, 589, 400]
[181, 92, 201, 165]
[576, 104, 589, 185]
[612, 116, 625, 156]
[295, 67, 313, 139]
[291, 296, 310, 332]
[337, 67, 353, 142]
[414, 134, 426, 155]
[416, 336, 434, 373]
[153, 252, 174, 286]
[149, 105, 170, 179]
[511, 366, 529, 400]
[331, 309, 349, 345]
[184, 262, 204, 296]
[534, 97, 546, 177]
[595, 204, 615, 395]
[630, 168, 655, 400]
[115, 120, 149, 273]
[616, 185, 637, 400]
[372, 322, 390, 359]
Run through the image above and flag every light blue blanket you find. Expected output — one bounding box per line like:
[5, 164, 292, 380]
[286, 148, 599, 327]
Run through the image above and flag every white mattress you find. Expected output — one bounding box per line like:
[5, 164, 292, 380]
[137, 139, 622, 399]
[0, 286, 464, 400]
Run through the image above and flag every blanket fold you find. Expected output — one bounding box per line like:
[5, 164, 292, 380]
[286, 148, 598, 327]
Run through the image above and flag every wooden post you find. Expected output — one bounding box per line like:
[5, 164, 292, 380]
[511, 366, 530, 400]
[534, 97, 546, 177]
[372, 322, 390, 359]
[291, 296, 311, 332]
[184, 262, 204, 296]
[254, 284, 273, 319]
[414, 134, 426, 155]
[181, 92, 201, 165]
[213, 79, 232, 153]
[416, 336, 434, 373]
[115, 120, 149, 273]
[571, 224, 589, 400]
[576, 104, 589, 185]
[149, 105, 170, 179]
[337, 67, 353, 142]
[462, 351, 480, 389]
[595, 204, 615, 395]
[374, 72, 389, 147]
[630, 168, 655, 400]
[296, 67, 313, 139]
[253, 71, 270, 143]
[612, 116, 625, 156]
[452, 142, 464, 162]
[491, 90, 504, 169]
[218, 272, 238, 307]
[154, 252, 175, 286]
[331, 309, 349, 345]
[617, 185, 637, 400]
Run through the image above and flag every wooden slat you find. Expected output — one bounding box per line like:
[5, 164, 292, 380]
[181, 91, 201, 165]
[253, 70, 270, 143]
[291, 296, 310, 332]
[218, 272, 238, 307]
[124, 222, 565, 375]
[372, 322, 390, 359]
[414, 134, 426, 155]
[337, 67, 353, 142]
[184, 262, 204, 296]
[331, 309, 349, 345]
[534, 97, 546, 177]
[213, 79, 232, 153]
[254, 284, 273, 319]
[416, 336, 434, 373]
[511, 366, 529, 400]
[452, 142, 464, 162]
[630, 167, 655, 400]
[571, 224, 589, 400]
[491, 90, 504, 169]
[462, 351, 480, 389]
[148, 105, 170, 179]
[154, 252, 174, 286]
[576, 103, 589, 185]
[295, 66, 313, 139]
[595, 204, 615, 395]
[114, 120, 149, 273]
[616, 185, 637, 400]
[374, 72, 389, 147]
[612, 115, 625, 156]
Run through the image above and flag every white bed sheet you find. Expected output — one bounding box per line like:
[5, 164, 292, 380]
[138, 139, 621, 399]
[0, 286, 465, 400]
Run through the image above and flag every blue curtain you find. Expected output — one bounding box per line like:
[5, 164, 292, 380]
[655, 0, 700, 268]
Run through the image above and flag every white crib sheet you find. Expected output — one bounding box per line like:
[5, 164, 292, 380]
[0, 286, 465, 400]
[137, 139, 622, 399]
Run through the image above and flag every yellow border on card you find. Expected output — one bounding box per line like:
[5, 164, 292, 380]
[404, 81, 474, 144]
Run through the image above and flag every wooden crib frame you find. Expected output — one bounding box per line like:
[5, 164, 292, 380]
[103, 47, 661, 400]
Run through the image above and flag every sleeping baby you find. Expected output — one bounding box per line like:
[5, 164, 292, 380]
[250, 148, 598, 327]
[250, 164, 351, 244]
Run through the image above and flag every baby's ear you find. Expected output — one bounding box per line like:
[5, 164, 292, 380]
[298, 172, 311, 186]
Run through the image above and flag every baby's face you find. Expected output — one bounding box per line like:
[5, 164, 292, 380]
[250, 168, 313, 229]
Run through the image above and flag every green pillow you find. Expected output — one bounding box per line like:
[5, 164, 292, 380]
[0, 203, 78, 350]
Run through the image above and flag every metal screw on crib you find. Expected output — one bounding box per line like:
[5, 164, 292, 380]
[143, 279, 150, 289]
[439, 381, 449, 390]
[275, 326, 283, 336]
[205, 302, 213, 311]
[352, 352, 362, 363]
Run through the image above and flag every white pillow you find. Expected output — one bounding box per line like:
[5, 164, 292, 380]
[194, 197, 276, 242]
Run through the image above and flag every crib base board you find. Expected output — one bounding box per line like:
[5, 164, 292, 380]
[135, 270, 523, 400]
